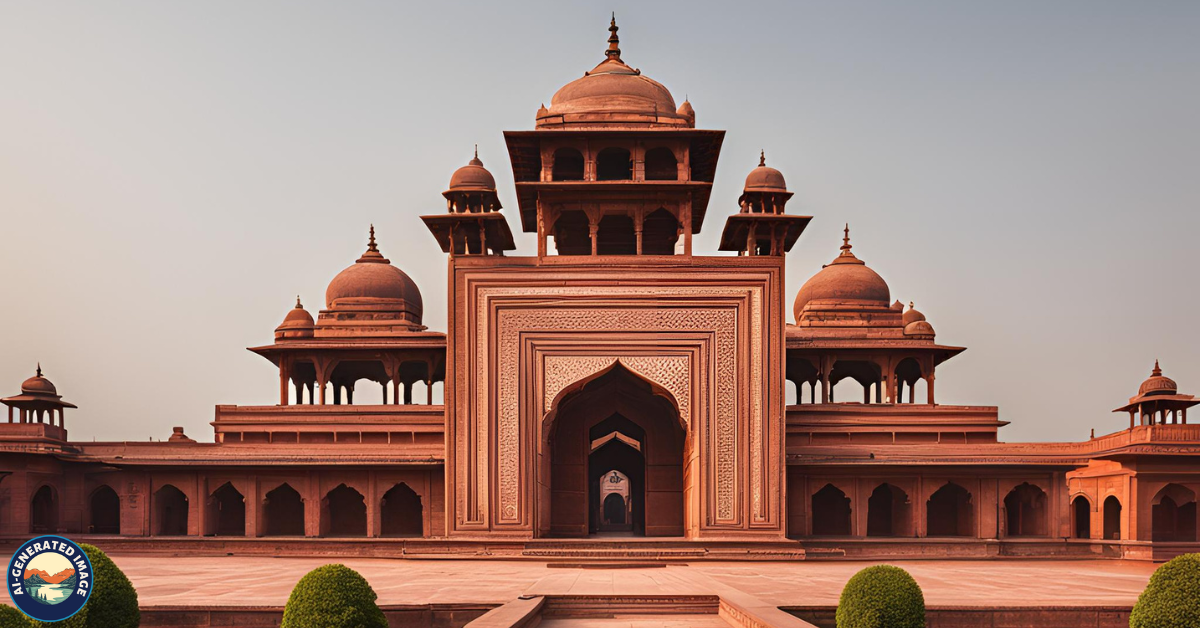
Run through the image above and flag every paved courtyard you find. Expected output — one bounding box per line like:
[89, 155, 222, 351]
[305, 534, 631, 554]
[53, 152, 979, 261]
[66, 556, 1157, 608]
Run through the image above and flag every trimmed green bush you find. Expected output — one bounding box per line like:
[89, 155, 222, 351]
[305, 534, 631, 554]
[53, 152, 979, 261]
[836, 564, 925, 628]
[0, 604, 36, 628]
[1131, 553, 1200, 628]
[281, 564, 387, 628]
[36, 543, 137, 628]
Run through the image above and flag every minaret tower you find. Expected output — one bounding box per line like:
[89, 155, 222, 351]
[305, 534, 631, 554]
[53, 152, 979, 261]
[422, 146, 515, 257]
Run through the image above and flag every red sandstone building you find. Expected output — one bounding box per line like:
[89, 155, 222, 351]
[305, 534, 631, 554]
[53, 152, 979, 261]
[2, 19, 1197, 562]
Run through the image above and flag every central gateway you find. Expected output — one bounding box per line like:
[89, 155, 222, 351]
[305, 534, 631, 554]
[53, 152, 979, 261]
[433, 19, 806, 540]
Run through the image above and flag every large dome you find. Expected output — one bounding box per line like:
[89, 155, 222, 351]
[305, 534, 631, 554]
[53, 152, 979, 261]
[794, 228, 890, 321]
[21, 366, 57, 396]
[447, 149, 497, 193]
[744, 152, 787, 193]
[325, 227, 423, 323]
[1139, 361, 1178, 397]
[537, 17, 692, 129]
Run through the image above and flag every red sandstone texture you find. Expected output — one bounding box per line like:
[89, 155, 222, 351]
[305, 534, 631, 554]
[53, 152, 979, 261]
[0, 16, 1197, 569]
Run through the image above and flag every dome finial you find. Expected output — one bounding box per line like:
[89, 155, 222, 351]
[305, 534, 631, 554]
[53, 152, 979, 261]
[908, 301, 914, 310]
[36, 363, 42, 378]
[357, 224, 387, 263]
[606, 13, 622, 62]
[759, 150, 766, 167]
[469, 144, 483, 167]
[1153, 359, 1162, 377]
[368, 224, 378, 252]
[841, 224, 852, 253]
[295, 295, 303, 309]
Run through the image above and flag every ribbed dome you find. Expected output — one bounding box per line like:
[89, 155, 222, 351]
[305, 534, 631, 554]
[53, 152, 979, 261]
[325, 227, 423, 323]
[21, 366, 56, 396]
[275, 297, 315, 339]
[448, 150, 496, 192]
[537, 17, 691, 129]
[1139, 360, 1178, 396]
[744, 151, 787, 193]
[794, 228, 890, 321]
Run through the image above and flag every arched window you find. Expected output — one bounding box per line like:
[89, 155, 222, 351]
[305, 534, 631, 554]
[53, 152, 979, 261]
[552, 147, 584, 181]
[553, 210, 591, 256]
[927, 482, 973, 537]
[811, 484, 852, 536]
[644, 147, 678, 180]
[154, 485, 189, 536]
[641, 208, 679, 255]
[596, 147, 632, 181]
[89, 486, 120, 534]
[1072, 495, 1091, 539]
[381, 483, 423, 537]
[597, 214, 636, 255]
[263, 483, 305, 536]
[1103, 495, 1122, 540]
[1004, 483, 1049, 537]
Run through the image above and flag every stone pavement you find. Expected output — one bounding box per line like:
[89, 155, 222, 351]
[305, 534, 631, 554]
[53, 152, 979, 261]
[82, 555, 1156, 608]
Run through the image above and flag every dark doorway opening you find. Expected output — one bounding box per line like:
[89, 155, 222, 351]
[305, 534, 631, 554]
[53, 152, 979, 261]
[322, 484, 366, 537]
[927, 482, 973, 537]
[89, 486, 120, 534]
[209, 482, 246, 536]
[154, 484, 189, 536]
[867, 483, 912, 537]
[30, 485, 58, 534]
[1103, 496, 1122, 540]
[1004, 483, 1048, 537]
[811, 484, 851, 535]
[263, 483, 305, 536]
[381, 483, 423, 537]
[1072, 496, 1091, 539]
[1152, 485, 1197, 542]
[545, 363, 684, 537]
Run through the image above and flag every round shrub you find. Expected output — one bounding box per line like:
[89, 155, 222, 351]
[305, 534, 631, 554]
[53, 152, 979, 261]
[282, 564, 387, 628]
[1131, 553, 1200, 628]
[0, 604, 36, 627]
[836, 564, 925, 628]
[37, 543, 137, 628]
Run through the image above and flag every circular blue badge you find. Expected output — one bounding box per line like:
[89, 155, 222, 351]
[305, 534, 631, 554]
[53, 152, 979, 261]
[7, 535, 93, 622]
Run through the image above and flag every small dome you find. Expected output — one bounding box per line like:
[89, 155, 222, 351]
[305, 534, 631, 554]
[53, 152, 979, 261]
[677, 100, 695, 120]
[538, 17, 690, 128]
[794, 227, 890, 320]
[902, 302, 926, 326]
[276, 297, 315, 339]
[448, 149, 496, 192]
[1139, 360, 1178, 396]
[744, 151, 787, 193]
[325, 227, 423, 323]
[20, 365, 56, 396]
[904, 320, 936, 337]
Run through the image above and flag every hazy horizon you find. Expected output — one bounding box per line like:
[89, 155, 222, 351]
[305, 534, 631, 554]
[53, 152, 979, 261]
[1, 1, 1196, 444]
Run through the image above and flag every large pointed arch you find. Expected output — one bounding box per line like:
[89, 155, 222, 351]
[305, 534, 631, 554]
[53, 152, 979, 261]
[542, 358, 686, 433]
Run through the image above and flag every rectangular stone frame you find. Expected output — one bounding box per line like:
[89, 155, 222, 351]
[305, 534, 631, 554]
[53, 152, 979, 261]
[445, 257, 786, 539]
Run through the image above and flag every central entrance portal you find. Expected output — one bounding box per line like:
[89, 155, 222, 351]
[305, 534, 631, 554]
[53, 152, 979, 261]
[543, 363, 685, 537]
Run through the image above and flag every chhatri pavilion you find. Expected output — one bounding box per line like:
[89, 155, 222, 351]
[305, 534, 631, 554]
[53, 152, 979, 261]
[1, 17, 1197, 563]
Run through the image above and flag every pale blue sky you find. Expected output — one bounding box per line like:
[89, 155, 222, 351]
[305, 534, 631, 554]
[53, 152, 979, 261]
[0, 1, 1196, 442]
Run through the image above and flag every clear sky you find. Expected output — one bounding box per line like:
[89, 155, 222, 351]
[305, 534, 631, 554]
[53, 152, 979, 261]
[0, 1, 1196, 443]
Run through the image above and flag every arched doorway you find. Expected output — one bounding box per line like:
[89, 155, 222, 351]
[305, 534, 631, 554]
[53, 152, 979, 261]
[30, 486, 58, 534]
[208, 482, 246, 536]
[867, 483, 912, 537]
[927, 482, 973, 537]
[89, 486, 120, 534]
[263, 484, 305, 536]
[1004, 483, 1048, 537]
[321, 484, 366, 537]
[1103, 496, 1122, 540]
[154, 485, 189, 536]
[811, 484, 851, 536]
[1152, 484, 1197, 542]
[1072, 495, 1091, 539]
[543, 363, 685, 537]
[381, 483, 423, 537]
[597, 469, 632, 532]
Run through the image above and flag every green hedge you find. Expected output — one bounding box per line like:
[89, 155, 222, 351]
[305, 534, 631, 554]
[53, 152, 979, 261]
[836, 564, 925, 628]
[0, 604, 35, 628]
[1131, 553, 1200, 628]
[35, 543, 138, 628]
[281, 564, 387, 628]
